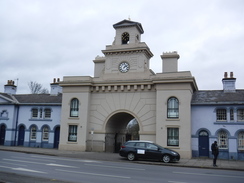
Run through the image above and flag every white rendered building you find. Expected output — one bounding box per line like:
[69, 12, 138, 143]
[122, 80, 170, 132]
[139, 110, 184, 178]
[191, 72, 244, 160]
[0, 79, 62, 148]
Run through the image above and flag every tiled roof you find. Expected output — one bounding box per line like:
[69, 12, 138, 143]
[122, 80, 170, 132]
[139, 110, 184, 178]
[191, 90, 244, 105]
[13, 94, 62, 104]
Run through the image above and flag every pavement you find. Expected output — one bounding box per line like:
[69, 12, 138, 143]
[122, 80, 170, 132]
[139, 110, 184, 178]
[0, 146, 243, 171]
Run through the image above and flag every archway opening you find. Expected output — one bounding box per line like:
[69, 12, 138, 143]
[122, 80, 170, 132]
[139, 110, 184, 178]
[105, 112, 139, 153]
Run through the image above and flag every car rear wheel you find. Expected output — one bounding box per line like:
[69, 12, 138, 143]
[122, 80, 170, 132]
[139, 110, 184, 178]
[162, 154, 171, 163]
[127, 152, 136, 161]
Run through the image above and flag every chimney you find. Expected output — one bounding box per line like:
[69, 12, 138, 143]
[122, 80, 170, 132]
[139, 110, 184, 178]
[222, 72, 236, 93]
[50, 78, 62, 95]
[161, 51, 180, 73]
[93, 56, 105, 77]
[4, 80, 17, 94]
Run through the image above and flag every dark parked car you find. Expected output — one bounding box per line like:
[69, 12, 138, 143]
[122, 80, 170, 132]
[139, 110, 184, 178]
[119, 140, 180, 163]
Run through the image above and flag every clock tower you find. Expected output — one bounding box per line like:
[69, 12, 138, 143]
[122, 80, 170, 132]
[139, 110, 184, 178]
[94, 19, 153, 80]
[60, 19, 198, 159]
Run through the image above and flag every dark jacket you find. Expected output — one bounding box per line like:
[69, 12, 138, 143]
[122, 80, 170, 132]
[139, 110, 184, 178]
[211, 142, 219, 155]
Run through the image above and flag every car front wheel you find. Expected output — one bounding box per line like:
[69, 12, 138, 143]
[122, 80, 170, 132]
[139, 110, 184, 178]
[127, 152, 136, 161]
[162, 154, 171, 163]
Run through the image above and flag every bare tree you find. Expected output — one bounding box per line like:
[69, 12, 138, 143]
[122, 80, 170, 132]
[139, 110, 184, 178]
[126, 119, 139, 140]
[28, 81, 49, 94]
[40, 87, 49, 94]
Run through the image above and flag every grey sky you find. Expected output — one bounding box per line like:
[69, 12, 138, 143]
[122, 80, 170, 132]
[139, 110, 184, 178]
[1, 0, 244, 94]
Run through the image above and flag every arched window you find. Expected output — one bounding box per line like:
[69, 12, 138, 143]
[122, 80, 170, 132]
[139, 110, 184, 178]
[121, 32, 129, 44]
[30, 126, 37, 140]
[42, 126, 49, 141]
[70, 98, 79, 117]
[167, 97, 179, 118]
[238, 131, 244, 149]
[218, 130, 228, 149]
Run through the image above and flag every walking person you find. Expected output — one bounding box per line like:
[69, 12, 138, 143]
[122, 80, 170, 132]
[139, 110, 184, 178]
[211, 141, 219, 167]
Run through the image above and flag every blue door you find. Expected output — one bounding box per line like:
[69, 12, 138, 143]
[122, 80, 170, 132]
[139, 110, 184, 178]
[54, 127, 60, 148]
[199, 131, 209, 157]
[18, 125, 25, 146]
[0, 125, 6, 145]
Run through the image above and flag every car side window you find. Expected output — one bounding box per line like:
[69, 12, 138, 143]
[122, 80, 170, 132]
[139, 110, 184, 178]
[126, 142, 136, 147]
[147, 143, 158, 150]
[136, 142, 146, 148]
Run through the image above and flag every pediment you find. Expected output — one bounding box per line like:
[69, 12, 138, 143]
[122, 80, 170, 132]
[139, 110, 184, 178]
[0, 93, 15, 104]
[113, 19, 144, 34]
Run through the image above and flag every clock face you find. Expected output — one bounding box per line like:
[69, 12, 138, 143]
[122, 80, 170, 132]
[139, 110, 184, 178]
[119, 62, 130, 73]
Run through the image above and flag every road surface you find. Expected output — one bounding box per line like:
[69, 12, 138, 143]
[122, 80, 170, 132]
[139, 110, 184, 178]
[0, 151, 243, 183]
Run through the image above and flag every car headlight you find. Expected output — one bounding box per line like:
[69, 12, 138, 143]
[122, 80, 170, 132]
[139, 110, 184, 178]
[171, 151, 177, 155]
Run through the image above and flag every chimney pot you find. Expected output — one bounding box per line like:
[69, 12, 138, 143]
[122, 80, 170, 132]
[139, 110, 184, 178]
[230, 72, 233, 78]
[224, 72, 228, 78]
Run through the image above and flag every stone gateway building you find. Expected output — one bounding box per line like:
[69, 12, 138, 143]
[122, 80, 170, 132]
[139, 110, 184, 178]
[59, 20, 198, 159]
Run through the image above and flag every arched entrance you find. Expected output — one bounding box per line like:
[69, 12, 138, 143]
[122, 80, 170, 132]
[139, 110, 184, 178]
[105, 112, 139, 153]
[0, 124, 6, 145]
[18, 125, 25, 146]
[53, 126, 60, 148]
[199, 130, 209, 157]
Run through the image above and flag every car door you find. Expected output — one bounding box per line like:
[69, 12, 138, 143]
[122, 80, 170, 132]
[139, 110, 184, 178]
[134, 142, 147, 159]
[145, 143, 162, 160]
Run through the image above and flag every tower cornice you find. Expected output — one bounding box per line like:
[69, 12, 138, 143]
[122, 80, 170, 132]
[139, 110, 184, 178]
[102, 47, 153, 59]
